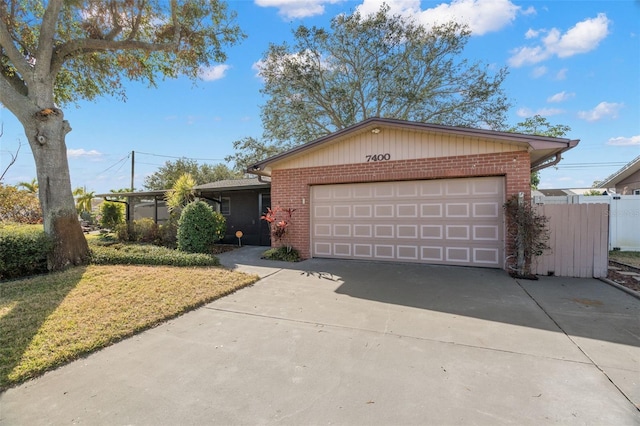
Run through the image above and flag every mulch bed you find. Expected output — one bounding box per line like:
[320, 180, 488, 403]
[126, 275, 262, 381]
[607, 261, 640, 293]
[210, 244, 241, 255]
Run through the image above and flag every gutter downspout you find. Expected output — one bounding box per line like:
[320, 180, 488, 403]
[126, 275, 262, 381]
[531, 153, 562, 173]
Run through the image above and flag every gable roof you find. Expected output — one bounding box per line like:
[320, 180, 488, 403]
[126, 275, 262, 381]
[247, 117, 579, 176]
[599, 155, 640, 188]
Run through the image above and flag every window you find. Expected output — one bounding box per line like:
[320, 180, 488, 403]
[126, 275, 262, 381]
[220, 197, 231, 215]
[634, 189, 640, 195]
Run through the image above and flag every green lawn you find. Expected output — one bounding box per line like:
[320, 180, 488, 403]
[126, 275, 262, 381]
[609, 251, 640, 268]
[0, 263, 258, 391]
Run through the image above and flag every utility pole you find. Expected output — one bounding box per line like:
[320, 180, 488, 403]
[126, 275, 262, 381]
[130, 150, 135, 191]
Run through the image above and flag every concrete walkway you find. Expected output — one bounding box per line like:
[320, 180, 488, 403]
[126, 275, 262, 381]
[1, 246, 639, 425]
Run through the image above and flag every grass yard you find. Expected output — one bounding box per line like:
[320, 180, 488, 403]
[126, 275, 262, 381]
[609, 251, 640, 268]
[0, 264, 258, 391]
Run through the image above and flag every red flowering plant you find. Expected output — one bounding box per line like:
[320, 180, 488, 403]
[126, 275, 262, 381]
[261, 206, 296, 250]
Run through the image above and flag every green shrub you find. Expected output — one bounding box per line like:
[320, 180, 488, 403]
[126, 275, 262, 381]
[115, 222, 132, 242]
[0, 224, 52, 280]
[159, 218, 178, 249]
[132, 218, 159, 243]
[261, 246, 301, 262]
[0, 184, 42, 224]
[90, 243, 219, 267]
[99, 202, 125, 229]
[177, 201, 226, 254]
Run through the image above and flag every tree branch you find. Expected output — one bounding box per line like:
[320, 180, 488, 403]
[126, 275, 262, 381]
[35, 0, 63, 76]
[51, 38, 176, 76]
[0, 72, 35, 122]
[0, 129, 21, 182]
[0, 4, 31, 79]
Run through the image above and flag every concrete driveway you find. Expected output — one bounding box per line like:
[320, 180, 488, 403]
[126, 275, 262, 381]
[1, 246, 639, 425]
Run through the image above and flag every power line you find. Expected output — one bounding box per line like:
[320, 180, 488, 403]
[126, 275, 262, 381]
[135, 151, 225, 162]
[96, 153, 130, 175]
[554, 161, 629, 169]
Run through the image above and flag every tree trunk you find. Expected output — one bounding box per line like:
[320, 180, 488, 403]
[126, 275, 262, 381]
[27, 108, 89, 271]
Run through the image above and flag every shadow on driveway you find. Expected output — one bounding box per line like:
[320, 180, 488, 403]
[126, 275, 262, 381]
[220, 246, 640, 349]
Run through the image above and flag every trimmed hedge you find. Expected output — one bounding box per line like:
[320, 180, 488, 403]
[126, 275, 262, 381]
[0, 224, 51, 280]
[90, 243, 220, 267]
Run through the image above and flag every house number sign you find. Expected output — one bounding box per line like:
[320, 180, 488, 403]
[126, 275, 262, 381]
[365, 153, 391, 162]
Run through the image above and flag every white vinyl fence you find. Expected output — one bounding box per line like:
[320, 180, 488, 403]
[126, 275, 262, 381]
[534, 195, 640, 251]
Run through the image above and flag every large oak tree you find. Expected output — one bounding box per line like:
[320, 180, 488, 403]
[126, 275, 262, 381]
[232, 4, 510, 168]
[0, 0, 244, 269]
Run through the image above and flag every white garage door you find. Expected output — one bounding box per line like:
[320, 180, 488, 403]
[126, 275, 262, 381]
[311, 177, 504, 268]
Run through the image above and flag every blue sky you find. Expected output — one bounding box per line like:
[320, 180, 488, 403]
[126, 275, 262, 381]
[1, 0, 638, 194]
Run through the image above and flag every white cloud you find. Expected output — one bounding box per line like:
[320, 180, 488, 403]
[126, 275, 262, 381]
[536, 107, 564, 116]
[547, 91, 574, 103]
[67, 149, 102, 159]
[416, 0, 521, 35]
[547, 13, 610, 58]
[198, 64, 230, 81]
[555, 68, 568, 80]
[607, 135, 640, 146]
[252, 59, 265, 78]
[577, 102, 623, 122]
[520, 6, 535, 16]
[516, 107, 563, 117]
[531, 66, 547, 78]
[508, 13, 610, 67]
[255, 0, 344, 19]
[356, 0, 523, 36]
[508, 45, 549, 67]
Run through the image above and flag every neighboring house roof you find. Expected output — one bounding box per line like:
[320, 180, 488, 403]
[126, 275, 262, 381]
[194, 177, 270, 192]
[96, 190, 167, 199]
[537, 189, 576, 196]
[599, 155, 640, 188]
[96, 178, 270, 200]
[247, 117, 579, 176]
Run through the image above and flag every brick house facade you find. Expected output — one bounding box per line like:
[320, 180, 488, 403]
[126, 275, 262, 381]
[251, 118, 578, 271]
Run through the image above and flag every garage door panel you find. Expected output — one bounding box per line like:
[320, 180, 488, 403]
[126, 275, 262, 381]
[474, 248, 500, 265]
[353, 205, 372, 217]
[421, 225, 443, 239]
[473, 203, 499, 217]
[446, 180, 470, 196]
[353, 224, 372, 237]
[446, 225, 470, 240]
[446, 247, 470, 263]
[397, 204, 418, 217]
[473, 179, 501, 195]
[397, 225, 418, 238]
[446, 203, 469, 217]
[311, 177, 504, 268]
[354, 244, 372, 257]
[419, 180, 444, 197]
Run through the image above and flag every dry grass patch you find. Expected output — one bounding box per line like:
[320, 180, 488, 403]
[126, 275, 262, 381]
[0, 265, 258, 390]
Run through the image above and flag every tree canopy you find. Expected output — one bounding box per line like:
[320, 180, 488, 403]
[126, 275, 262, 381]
[0, 0, 244, 269]
[241, 3, 509, 167]
[508, 114, 572, 189]
[144, 158, 240, 190]
[224, 137, 283, 175]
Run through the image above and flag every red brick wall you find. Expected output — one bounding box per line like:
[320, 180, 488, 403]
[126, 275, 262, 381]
[270, 150, 531, 269]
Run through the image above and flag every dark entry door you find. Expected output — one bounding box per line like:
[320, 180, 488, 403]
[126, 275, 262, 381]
[259, 193, 271, 246]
